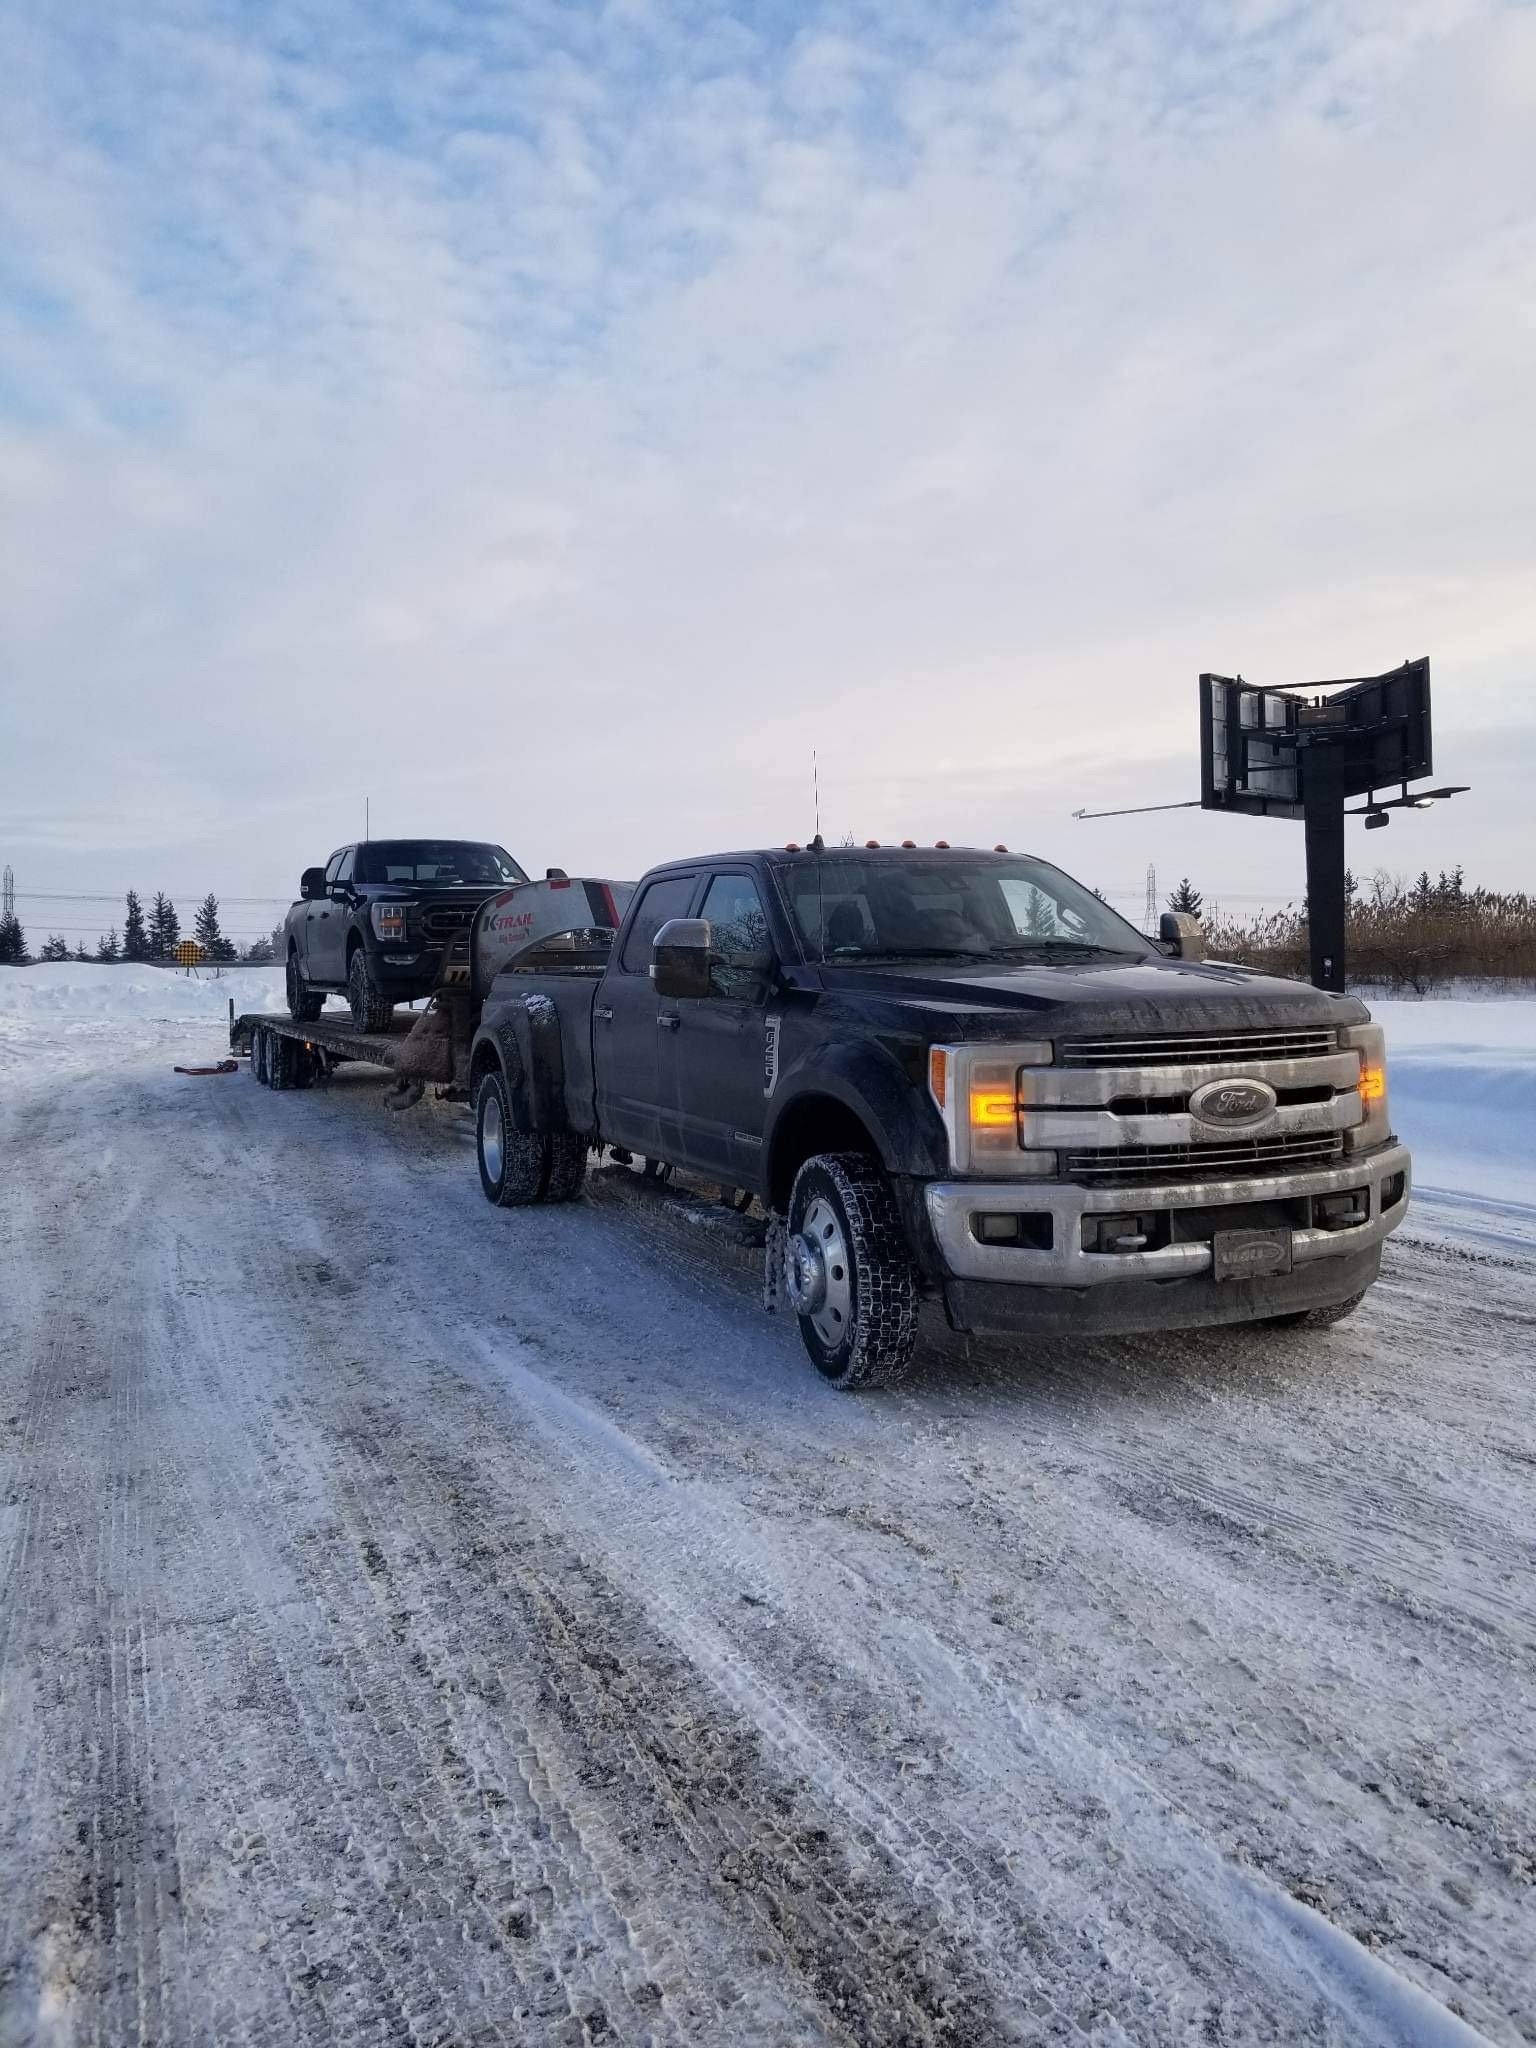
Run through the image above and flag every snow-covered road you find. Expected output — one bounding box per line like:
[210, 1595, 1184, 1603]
[1, 971, 1532, 2046]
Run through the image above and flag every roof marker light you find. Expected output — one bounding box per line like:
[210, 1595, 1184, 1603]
[865, 839, 880, 849]
[935, 840, 950, 849]
[785, 841, 800, 851]
[901, 839, 916, 849]
[994, 844, 1009, 852]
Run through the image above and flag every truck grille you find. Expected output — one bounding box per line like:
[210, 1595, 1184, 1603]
[421, 905, 477, 938]
[1064, 1132, 1345, 1184]
[1057, 1027, 1337, 1069]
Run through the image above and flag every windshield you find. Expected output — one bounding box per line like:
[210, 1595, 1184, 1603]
[770, 854, 1153, 963]
[354, 840, 526, 887]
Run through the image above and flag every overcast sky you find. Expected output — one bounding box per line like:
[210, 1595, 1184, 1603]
[2, 0, 1532, 941]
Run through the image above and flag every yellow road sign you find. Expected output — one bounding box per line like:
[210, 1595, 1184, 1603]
[176, 939, 205, 966]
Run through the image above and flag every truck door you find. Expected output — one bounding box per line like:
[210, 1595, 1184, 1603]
[670, 870, 776, 1186]
[312, 846, 355, 986]
[597, 872, 700, 1159]
[305, 849, 346, 979]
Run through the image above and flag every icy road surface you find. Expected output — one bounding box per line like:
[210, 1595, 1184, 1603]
[1, 972, 1533, 2046]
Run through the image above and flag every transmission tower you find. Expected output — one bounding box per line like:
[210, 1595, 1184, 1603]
[1143, 863, 1157, 932]
[1, 867, 12, 921]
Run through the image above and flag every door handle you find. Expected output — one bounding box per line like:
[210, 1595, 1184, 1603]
[658, 1013, 681, 1031]
[594, 1005, 614, 1022]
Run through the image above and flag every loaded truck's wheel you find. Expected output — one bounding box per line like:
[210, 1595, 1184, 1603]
[286, 950, 324, 1023]
[475, 1069, 553, 1206]
[784, 1153, 917, 1389]
[1259, 1290, 1368, 1331]
[347, 947, 395, 1034]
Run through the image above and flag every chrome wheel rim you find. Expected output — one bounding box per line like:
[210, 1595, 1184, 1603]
[787, 1196, 852, 1347]
[481, 1093, 504, 1184]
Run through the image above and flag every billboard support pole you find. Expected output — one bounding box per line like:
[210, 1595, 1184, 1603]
[1301, 739, 1347, 993]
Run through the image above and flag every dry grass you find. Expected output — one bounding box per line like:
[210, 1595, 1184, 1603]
[1203, 869, 1536, 994]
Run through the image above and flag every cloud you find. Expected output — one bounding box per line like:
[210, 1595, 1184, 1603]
[0, 0, 1532, 908]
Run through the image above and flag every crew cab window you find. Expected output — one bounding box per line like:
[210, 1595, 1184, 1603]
[619, 875, 697, 973]
[700, 874, 773, 996]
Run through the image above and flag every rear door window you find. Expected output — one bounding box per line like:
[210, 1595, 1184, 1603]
[619, 875, 699, 973]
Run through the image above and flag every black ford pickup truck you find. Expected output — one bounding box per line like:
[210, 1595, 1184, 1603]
[284, 837, 527, 1029]
[466, 844, 1410, 1387]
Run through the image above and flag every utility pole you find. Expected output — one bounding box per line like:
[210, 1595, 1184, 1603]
[1143, 864, 1157, 933]
[1, 866, 13, 921]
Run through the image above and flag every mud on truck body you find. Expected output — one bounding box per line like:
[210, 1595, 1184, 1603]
[466, 844, 1410, 1388]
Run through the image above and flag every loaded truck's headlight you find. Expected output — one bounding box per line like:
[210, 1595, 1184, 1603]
[1340, 1021, 1390, 1153]
[928, 1042, 1054, 1175]
[371, 903, 409, 941]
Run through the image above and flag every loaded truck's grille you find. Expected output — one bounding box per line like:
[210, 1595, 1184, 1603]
[422, 905, 477, 938]
[1057, 1027, 1337, 1069]
[1064, 1132, 1345, 1184]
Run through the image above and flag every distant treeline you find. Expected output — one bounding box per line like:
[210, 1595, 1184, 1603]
[1199, 868, 1536, 993]
[0, 890, 282, 967]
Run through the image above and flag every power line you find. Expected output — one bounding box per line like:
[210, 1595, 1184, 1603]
[12, 890, 290, 904]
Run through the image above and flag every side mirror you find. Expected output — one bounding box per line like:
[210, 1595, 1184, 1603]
[1159, 910, 1207, 961]
[300, 867, 327, 900]
[651, 918, 714, 1000]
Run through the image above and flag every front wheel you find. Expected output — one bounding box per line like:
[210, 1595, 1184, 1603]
[347, 947, 395, 1033]
[784, 1153, 917, 1389]
[286, 950, 324, 1023]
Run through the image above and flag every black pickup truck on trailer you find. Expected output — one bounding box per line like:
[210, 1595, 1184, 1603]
[464, 842, 1410, 1387]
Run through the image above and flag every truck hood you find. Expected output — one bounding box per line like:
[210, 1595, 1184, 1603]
[801, 953, 1367, 1038]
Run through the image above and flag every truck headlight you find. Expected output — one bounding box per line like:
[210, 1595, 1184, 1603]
[928, 1042, 1054, 1175]
[371, 902, 409, 941]
[1340, 1021, 1390, 1152]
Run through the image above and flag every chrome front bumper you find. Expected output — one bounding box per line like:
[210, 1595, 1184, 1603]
[924, 1143, 1411, 1287]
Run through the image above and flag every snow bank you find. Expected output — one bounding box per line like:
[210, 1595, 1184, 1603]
[1372, 998, 1536, 1208]
[0, 961, 319, 1020]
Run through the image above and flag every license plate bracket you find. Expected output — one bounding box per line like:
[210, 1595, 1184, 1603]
[1212, 1227, 1294, 1282]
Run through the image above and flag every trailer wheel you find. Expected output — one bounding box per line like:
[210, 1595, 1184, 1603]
[1259, 1289, 1368, 1331]
[543, 1134, 588, 1204]
[475, 1068, 548, 1207]
[287, 950, 324, 1023]
[250, 1026, 269, 1085]
[347, 948, 395, 1034]
[269, 1031, 292, 1090]
[784, 1153, 917, 1389]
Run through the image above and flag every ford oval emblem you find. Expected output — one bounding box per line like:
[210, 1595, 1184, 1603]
[1189, 1077, 1278, 1128]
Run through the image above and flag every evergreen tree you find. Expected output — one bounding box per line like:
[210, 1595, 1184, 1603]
[40, 933, 70, 961]
[73, 940, 91, 962]
[1411, 869, 1434, 913]
[149, 892, 181, 959]
[123, 889, 150, 961]
[193, 893, 237, 962]
[0, 912, 28, 964]
[1167, 877, 1204, 917]
[96, 929, 120, 962]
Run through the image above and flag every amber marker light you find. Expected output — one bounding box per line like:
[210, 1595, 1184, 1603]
[1359, 1063, 1386, 1102]
[928, 1047, 948, 1109]
[969, 1084, 1018, 1129]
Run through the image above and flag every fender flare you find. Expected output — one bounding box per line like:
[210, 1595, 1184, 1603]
[469, 999, 572, 1134]
[764, 1039, 947, 1192]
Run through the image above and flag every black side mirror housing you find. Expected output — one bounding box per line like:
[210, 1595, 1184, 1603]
[300, 866, 327, 900]
[1159, 910, 1207, 961]
[651, 918, 714, 1001]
